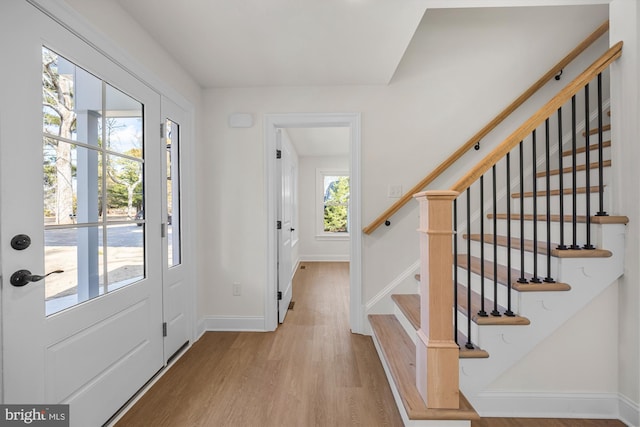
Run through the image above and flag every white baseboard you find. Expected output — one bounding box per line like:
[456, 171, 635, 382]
[619, 393, 640, 427]
[472, 391, 628, 421]
[299, 254, 349, 262]
[197, 316, 265, 336]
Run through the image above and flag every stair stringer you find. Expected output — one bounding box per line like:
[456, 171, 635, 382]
[364, 259, 420, 334]
[459, 223, 626, 400]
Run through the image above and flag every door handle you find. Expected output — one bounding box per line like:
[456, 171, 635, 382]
[290, 228, 295, 232]
[10, 269, 64, 287]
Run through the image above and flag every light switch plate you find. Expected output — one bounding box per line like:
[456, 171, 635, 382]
[388, 184, 402, 198]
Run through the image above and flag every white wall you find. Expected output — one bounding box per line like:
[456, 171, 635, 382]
[200, 5, 608, 313]
[489, 282, 619, 391]
[196, 2, 632, 403]
[610, 0, 640, 420]
[298, 156, 350, 261]
[34, 0, 637, 419]
[61, 0, 202, 105]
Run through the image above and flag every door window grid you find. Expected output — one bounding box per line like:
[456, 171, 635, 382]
[42, 47, 146, 316]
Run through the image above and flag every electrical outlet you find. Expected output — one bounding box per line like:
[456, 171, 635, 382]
[388, 184, 402, 198]
[233, 283, 241, 296]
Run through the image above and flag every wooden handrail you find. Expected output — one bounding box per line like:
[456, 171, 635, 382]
[362, 20, 610, 235]
[451, 41, 622, 193]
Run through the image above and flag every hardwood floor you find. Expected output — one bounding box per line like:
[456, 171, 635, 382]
[114, 262, 627, 427]
[115, 262, 402, 426]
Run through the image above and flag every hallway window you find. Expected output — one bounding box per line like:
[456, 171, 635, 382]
[317, 169, 349, 237]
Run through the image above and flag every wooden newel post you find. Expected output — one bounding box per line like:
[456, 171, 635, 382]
[414, 190, 460, 409]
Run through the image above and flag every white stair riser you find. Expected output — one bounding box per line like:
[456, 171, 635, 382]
[489, 219, 591, 247]
[456, 267, 518, 313]
[456, 310, 480, 346]
[393, 303, 417, 345]
[512, 191, 607, 215]
[534, 166, 609, 190]
[561, 143, 611, 165]
[466, 240, 559, 279]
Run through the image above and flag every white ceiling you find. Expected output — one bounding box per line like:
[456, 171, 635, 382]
[114, 0, 427, 88]
[285, 127, 350, 157]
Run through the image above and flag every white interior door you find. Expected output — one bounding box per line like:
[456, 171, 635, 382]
[0, 3, 163, 425]
[161, 97, 190, 361]
[277, 130, 293, 323]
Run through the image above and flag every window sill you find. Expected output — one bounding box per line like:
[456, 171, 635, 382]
[315, 234, 350, 241]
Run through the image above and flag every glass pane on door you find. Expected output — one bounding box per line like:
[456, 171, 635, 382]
[166, 119, 181, 267]
[42, 47, 146, 316]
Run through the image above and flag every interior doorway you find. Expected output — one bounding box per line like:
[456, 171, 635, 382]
[265, 113, 362, 333]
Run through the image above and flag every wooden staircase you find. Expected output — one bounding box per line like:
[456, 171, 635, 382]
[370, 119, 628, 426]
[368, 32, 627, 426]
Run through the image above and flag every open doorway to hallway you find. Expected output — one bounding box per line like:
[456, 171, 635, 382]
[279, 127, 350, 324]
[265, 113, 362, 333]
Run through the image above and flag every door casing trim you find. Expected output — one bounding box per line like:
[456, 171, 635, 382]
[264, 112, 362, 333]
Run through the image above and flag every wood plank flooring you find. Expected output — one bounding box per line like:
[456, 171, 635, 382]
[115, 262, 402, 426]
[114, 262, 627, 427]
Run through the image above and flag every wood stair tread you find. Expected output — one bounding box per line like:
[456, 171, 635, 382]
[488, 213, 629, 224]
[592, 215, 629, 224]
[581, 124, 611, 137]
[368, 314, 480, 421]
[562, 139, 611, 157]
[457, 254, 571, 291]
[464, 233, 612, 258]
[536, 159, 611, 177]
[391, 293, 490, 358]
[512, 185, 601, 198]
[457, 331, 490, 359]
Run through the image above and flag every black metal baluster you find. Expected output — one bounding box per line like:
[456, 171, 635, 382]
[531, 130, 542, 283]
[505, 154, 514, 316]
[517, 141, 528, 284]
[544, 118, 555, 282]
[596, 73, 608, 216]
[466, 188, 474, 349]
[478, 176, 488, 317]
[557, 108, 568, 250]
[570, 95, 581, 250]
[491, 165, 501, 317]
[584, 84, 595, 249]
[454, 199, 459, 345]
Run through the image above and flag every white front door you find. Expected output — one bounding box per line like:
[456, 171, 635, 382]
[0, 3, 163, 425]
[277, 130, 293, 323]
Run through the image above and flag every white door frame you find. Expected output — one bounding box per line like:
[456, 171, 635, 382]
[264, 113, 363, 334]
